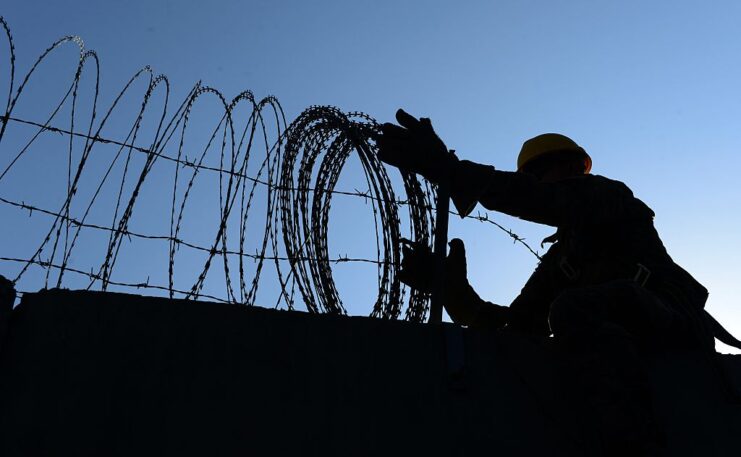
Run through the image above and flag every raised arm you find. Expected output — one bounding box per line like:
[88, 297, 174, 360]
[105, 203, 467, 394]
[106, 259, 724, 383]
[376, 110, 591, 228]
[449, 159, 589, 228]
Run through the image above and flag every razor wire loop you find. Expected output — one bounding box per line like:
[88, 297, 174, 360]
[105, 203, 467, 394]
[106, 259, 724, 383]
[0, 17, 540, 322]
[279, 107, 435, 319]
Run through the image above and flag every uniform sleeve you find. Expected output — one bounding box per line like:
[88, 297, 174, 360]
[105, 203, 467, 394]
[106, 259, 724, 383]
[447, 282, 508, 330]
[505, 246, 563, 337]
[450, 159, 587, 227]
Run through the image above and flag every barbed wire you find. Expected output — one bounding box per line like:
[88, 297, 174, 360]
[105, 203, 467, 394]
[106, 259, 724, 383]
[0, 16, 540, 321]
[0, 117, 541, 258]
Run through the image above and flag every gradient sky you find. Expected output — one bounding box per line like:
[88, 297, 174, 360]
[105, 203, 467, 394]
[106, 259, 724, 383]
[2, 1, 740, 353]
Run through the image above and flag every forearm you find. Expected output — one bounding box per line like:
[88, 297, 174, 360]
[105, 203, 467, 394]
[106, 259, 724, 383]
[449, 159, 571, 226]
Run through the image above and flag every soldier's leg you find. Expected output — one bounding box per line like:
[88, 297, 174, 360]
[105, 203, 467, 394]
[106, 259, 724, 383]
[548, 280, 678, 456]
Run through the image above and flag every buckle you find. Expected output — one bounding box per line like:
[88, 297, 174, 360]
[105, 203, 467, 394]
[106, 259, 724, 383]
[634, 263, 651, 287]
[559, 257, 579, 281]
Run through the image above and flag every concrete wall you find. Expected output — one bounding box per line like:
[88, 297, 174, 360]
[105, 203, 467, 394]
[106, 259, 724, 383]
[0, 289, 739, 456]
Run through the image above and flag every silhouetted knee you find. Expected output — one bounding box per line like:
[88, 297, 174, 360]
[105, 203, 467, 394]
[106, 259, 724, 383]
[549, 281, 657, 341]
[548, 288, 596, 337]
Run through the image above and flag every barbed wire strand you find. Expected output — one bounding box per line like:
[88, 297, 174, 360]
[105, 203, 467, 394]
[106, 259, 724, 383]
[0, 16, 540, 322]
[2, 115, 540, 258]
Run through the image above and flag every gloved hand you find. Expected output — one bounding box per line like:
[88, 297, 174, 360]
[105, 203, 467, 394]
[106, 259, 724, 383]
[398, 238, 436, 294]
[377, 109, 457, 184]
[444, 238, 478, 325]
[397, 238, 474, 295]
[398, 238, 508, 328]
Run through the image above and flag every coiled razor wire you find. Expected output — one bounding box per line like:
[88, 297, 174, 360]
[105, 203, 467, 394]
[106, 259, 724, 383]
[280, 107, 434, 320]
[0, 16, 540, 322]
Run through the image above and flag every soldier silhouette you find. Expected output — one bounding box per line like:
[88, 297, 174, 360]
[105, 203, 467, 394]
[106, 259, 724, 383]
[377, 109, 741, 457]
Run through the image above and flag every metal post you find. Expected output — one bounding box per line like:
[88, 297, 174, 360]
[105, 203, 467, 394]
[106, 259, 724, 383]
[429, 176, 450, 324]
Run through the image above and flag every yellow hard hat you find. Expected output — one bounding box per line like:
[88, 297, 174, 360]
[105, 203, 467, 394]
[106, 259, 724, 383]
[517, 133, 592, 174]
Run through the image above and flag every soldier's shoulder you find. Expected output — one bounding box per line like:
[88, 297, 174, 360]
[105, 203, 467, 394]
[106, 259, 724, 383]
[583, 173, 629, 186]
[578, 174, 634, 195]
[584, 174, 655, 218]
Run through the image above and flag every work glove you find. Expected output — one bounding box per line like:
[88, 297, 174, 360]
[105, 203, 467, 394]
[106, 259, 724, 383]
[444, 238, 483, 325]
[398, 238, 469, 295]
[377, 109, 458, 184]
[399, 238, 508, 328]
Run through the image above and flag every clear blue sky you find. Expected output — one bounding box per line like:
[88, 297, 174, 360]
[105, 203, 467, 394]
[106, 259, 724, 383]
[1, 1, 740, 352]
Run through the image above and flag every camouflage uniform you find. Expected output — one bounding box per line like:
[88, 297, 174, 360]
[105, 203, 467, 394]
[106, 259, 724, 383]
[448, 160, 712, 455]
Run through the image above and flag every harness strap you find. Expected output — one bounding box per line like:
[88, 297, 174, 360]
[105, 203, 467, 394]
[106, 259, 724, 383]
[633, 263, 651, 287]
[558, 256, 579, 281]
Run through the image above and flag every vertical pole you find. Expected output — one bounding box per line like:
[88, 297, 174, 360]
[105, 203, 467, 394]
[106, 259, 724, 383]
[0, 276, 15, 357]
[429, 176, 450, 324]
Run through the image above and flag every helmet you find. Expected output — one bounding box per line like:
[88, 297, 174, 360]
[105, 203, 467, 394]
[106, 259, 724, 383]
[517, 133, 592, 174]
